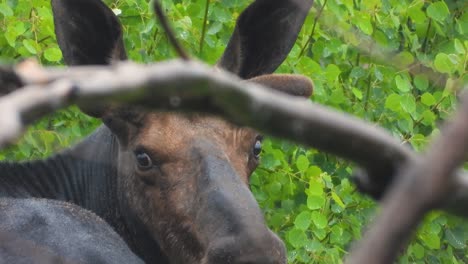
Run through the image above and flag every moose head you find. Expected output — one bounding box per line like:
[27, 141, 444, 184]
[51, 0, 313, 263]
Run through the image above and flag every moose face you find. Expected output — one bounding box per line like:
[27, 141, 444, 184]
[52, 0, 313, 263]
[115, 112, 283, 263]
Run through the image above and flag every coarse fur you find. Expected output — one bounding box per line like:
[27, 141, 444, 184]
[0, 198, 144, 264]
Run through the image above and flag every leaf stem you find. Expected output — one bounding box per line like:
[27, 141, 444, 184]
[299, 0, 328, 58]
[363, 70, 372, 112]
[421, 19, 432, 54]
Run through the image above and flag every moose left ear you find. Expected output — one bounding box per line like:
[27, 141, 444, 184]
[52, 0, 127, 66]
[247, 74, 313, 98]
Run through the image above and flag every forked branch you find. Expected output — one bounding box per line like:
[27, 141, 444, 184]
[346, 90, 468, 264]
[0, 59, 467, 221]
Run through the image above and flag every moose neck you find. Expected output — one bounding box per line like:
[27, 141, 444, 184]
[0, 126, 119, 211]
[0, 125, 169, 263]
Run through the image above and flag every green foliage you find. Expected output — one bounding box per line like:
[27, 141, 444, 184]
[1, 0, 467, 263]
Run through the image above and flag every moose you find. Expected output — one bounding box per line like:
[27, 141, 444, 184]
[0, 0, 314, 263]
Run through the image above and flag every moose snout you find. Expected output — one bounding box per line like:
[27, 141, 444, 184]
[192, 140, 287, 264]
[198, 189, 287, 264]
[203, 229, 286, 264]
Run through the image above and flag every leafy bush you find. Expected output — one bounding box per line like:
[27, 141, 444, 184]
[1, 0, 467, 263]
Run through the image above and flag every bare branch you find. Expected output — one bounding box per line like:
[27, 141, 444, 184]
[152, 0, 190, 60]
[346, 90, 468, 264]
[1, 60, 467, 219]
[0, 66, 23, 96]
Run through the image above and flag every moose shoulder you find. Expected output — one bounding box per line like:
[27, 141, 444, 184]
[0, 0, 314, 263]
[0, 198, 144, 264]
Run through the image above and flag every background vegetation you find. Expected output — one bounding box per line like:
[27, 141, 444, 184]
[0, 0, 467, 263]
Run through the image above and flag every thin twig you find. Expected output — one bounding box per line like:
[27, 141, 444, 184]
[298, 0, 328, 58]
[152, 0, 190, 60]
[199, 0, 210, 54]
[421, 19, 432, 54]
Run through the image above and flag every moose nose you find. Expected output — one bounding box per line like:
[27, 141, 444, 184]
[204, 229, 286, 264]
[192, 140, 287, 264]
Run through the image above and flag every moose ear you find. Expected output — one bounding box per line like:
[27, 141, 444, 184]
[51, 0, 127, 66]
[52, 0, 127, 118]
[217, 0, 313, 79]
[248, 74, 313, 98]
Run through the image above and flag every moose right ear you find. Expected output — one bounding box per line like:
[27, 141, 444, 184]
[51, 0, 127, 66]
[217, 0, 313, 79]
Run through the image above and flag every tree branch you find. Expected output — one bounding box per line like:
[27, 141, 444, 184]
[152, 0, 190, 60]
[346, 90, 468, 264]
[0, 59, 467, 219]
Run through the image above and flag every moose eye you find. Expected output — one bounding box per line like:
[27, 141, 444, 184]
[135, 151, 153, 170]
[253, 136, 263, 158]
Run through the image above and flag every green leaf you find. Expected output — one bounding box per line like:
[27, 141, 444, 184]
[325, 64, 341, 82]
[395, 75, 412, 92]
[308, 178, 324, 196]
[305, 166, 322, 178]
[39, 130, 56, 154]
[207, 22, 223, 35]
[262, 154, 281, 169]
[267, 182, 282, 195]
[421, 110, 436, 126]
[408, 5, 426, 24]
[5, 22, 26, 47]
[454, 39, 465, 54]
[313, 228, 327, 240]
[426, 2, 450, 22]
[385, 93, 402, 112]
[287, 228, 308, 248]
[329, 89, 346, 105]
[349, 66, 366, 80]
[331, 192, 345, 208]
[412, 243, 425, 259]
[419, 232, 440, 249]
[307, 195, 325, 210]
[296, 155, 309, 173]
[421, 93, 436, 106]
[456, 13, 468, 35]
[395, 51, 414, 67]
[410, 134, 428, 150]
[44, 47, 63, 62]
[352, 87, 363, 100]
[445, 229, 466, 249]
[400, 94, 416, 115]
[22, 39, 37, 54]
[398, 117, 413, 133]
[355, 12, 373, 35]
[294, 211, 312, 230]
[0, 3, 13, 17]
[434, 53, 455, 74]
[329, 225, 344, 245]
[311, 211, 328, 229]
[414, 75, 429, 91]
